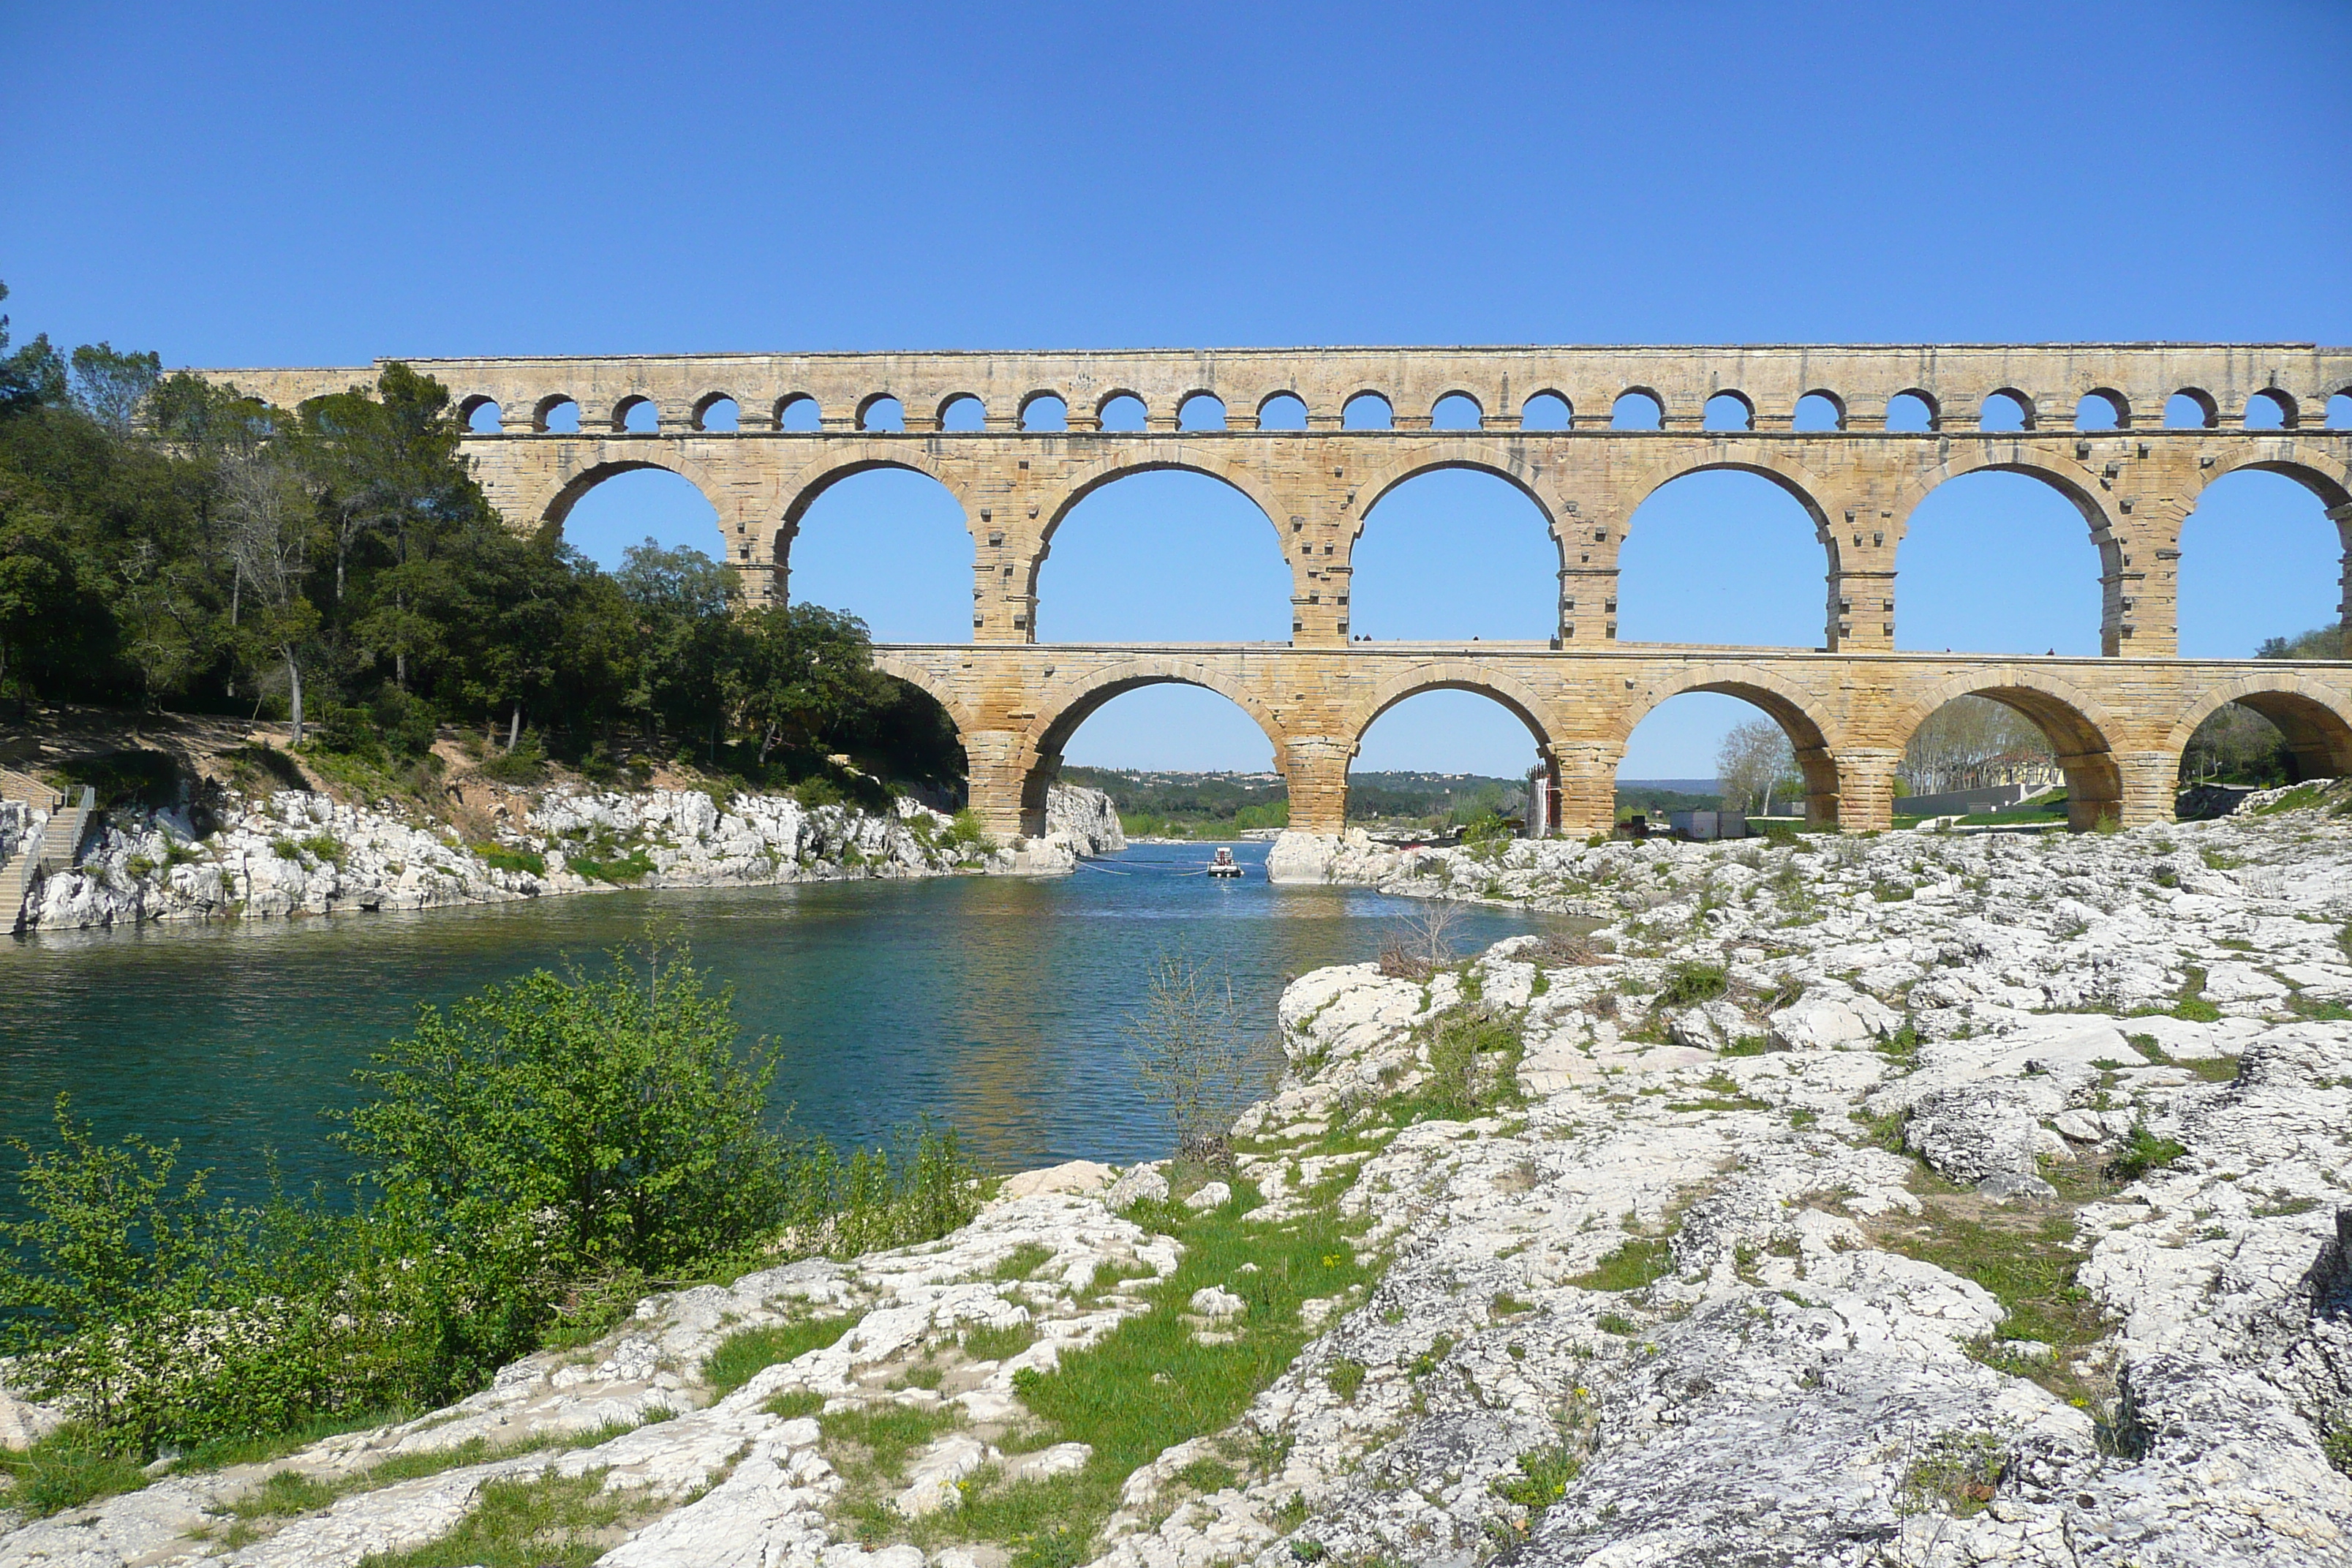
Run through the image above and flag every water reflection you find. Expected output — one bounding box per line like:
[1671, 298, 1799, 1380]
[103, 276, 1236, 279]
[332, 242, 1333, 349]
[0, 843, 1551, 1209]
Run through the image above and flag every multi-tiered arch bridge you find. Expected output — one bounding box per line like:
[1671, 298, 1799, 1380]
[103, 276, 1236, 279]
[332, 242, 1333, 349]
[203, 344, 2352, 838]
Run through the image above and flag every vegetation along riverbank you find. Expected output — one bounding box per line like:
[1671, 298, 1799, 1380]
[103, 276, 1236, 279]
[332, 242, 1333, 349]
[4, 778, 2348, 1564]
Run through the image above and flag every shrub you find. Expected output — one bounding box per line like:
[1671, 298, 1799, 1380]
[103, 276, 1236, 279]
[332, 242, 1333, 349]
[793, 775, 845, 810]
[0, 1100, 432, 1452]
[1490, 1439, 1580, 1507]
[1415, 1011, 1525, 1121]
[475, 734, 549, 785]
[942, 807, 995, 855]
[0, 941, 984, 1469]
[339, 941, 788, 1296]
[2105, 1123, 2187, 1183]
[1656, 961, 1729, 1008]
[1123, 951, 1272, 1161]
[471, 843, 546, 878]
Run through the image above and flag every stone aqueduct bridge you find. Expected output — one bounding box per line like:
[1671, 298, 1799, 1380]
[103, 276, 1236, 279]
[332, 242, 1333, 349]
[205, 344, 2352, 837]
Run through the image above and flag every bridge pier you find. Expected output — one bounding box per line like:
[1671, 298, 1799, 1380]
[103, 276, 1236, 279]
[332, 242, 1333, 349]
[1281, 738, 1353, 835]
[963, 729, 1032, 839]
[2118, 752, 2182, 829]
[1553, 745, 1620, 839]
[1834, 747, 1902, 833]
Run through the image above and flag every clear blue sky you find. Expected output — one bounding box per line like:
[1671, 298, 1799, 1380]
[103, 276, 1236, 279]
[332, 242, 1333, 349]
[5, 3, 2345, 780]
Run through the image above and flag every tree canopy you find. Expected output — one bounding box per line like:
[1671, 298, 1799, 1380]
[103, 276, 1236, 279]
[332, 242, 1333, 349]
[0, 283, 960, 791]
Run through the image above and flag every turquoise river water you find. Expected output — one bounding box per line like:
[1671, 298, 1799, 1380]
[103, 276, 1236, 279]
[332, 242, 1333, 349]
[0, 843, 1548, 1209]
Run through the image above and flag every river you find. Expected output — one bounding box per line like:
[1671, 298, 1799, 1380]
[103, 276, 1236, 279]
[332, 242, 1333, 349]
[0, 843, 1550, 1210]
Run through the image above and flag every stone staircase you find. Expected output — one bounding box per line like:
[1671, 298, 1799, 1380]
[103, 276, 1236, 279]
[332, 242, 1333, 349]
[1, 775, 94, 934]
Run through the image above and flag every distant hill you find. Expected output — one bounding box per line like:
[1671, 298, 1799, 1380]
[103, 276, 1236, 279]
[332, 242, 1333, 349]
[1059, 766, 1723, 835]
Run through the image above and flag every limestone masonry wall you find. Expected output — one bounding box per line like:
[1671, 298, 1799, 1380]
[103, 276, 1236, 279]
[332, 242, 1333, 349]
[194, 345, 2352, 840]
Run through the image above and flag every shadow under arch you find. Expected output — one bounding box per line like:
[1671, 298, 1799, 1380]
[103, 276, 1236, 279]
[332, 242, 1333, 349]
[1352, 445, 1568, 537]
[1617, 664, 1847, 826]
[542, 456, 712, 536]
[870, 652, 975, 732]
[2191, 445, 2352, 512]
[2166, 673, 2352, 783]
[1014, 660, 1290, 833]
[1041, 445, 1291, 554]
[1892, 668, 2124, 830]
[779, 445, 971, 529]
[1347, 661, 1556, 758]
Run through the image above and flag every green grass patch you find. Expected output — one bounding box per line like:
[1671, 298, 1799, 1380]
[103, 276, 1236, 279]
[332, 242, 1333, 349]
[1868, 1200, 2107, 1405]
[225, 1420, 655, 1531]
[701, 1316, 857, 1397]
[764, 1390, 826, 1421]
[1594, 1311, 1638, 1336]
[2104, 1123, 2187, 1183]
[355, 1466, 662, 1568]
[962, 1322, 1041, 1362]
[988, 1242, 1056, 1282]
[2168, 964, 2223, 1022]
[2126, 1033, 2239, 1083]
[0, 1422, 152, 1519]
[897, 1186, 1377, 1568]
[821, 1402, 964, 1488]
[471, 843, 547, 877]
[566, 846, 657, 884]
[1490, 1439, 1580, 1508]
[2326, 1424, 2351, 1479]
[1718, 1035, 1771, 1057]
[1325, 1357, 1365, 1402]
[1898, 1430, 2007, 1520]
[1570, 1236, 1673, 1293]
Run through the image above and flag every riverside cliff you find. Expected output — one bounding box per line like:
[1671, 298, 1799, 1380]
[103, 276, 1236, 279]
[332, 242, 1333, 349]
[3, 786, 2349, 1564]
[12, 780, 1125, 932]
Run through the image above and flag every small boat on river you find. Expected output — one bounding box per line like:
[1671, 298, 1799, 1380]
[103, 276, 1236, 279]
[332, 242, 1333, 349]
[1207, 846, 1245, 878]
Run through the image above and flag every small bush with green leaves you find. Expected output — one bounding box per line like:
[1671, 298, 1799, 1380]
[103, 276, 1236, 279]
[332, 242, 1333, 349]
[471, 843, 546, 877]
[1655, 961, 1728, 1008]
[0, 938, 979, 1474]
[1490, 1439, 1580, 1508]
[2105, 1123, 2188, 1183]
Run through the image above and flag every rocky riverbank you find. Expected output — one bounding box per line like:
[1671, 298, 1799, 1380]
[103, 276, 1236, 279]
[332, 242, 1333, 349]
[13, 781, 1124, 932]
[4, 785, 2349, 1564]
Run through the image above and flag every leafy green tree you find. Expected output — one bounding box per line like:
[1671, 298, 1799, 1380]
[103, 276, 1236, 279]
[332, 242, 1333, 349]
[220, 447, 321, 739]
[2258, 624, 2345, 660]
[0, 475, 95, 700]
[731, 602, 892, 766]
[0, 283, 68, 415]
[338, 941, 787, 1301]
[68, 344, 162, 436]
[614, 540, 739, 757]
